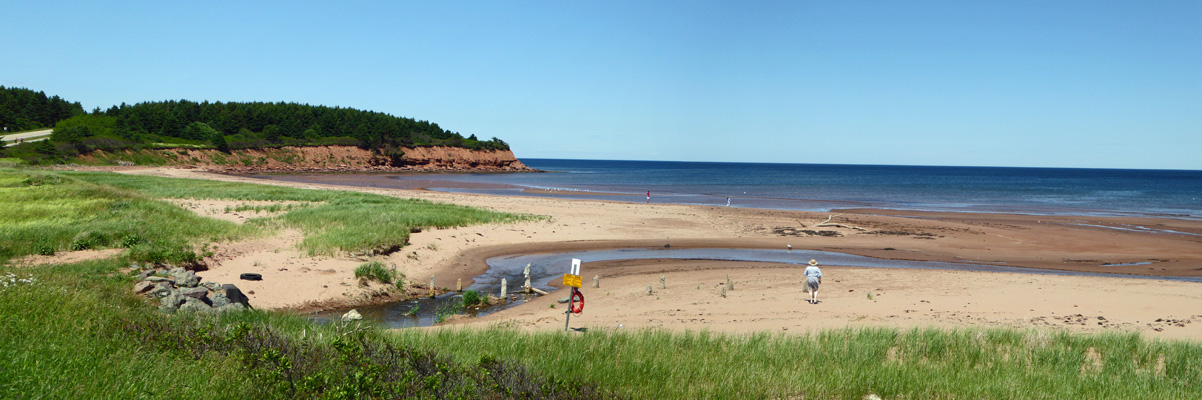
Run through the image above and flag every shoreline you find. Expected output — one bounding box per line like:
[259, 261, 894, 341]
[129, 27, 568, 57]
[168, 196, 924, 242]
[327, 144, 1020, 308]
[107, 167, 1202, 339]
[249, 171, 1202, 222]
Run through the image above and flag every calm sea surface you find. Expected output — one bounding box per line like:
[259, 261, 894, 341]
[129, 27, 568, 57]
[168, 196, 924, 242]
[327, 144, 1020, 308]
[417, 159, 1201, 218]
[264, 159, 1202, 218]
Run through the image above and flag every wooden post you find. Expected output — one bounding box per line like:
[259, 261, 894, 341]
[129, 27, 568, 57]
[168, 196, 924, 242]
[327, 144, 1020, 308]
[593, 275, 599, 288]
[727, 273, 734, 291]
[721, 285, 727, 298]
[524, 263, 532, 293]
[500, 278, 507, 301]
[429, 275, 435, 298]
[456, 278, 462, 292]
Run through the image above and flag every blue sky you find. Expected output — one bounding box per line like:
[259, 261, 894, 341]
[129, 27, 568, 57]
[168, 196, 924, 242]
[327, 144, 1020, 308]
[3, 1, 1199, 170]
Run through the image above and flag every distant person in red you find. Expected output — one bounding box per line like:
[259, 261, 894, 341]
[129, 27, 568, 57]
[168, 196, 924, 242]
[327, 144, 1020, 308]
[646, 191, 651, 203]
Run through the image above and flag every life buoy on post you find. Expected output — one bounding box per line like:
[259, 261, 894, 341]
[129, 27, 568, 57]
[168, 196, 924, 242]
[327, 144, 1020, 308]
[570, 288, 584, 314]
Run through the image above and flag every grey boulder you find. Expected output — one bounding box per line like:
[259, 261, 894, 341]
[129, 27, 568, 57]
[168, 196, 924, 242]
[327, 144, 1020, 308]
[159, 293, 185, 313]
[178, 297, 211, 313]
[179, 287, 209, 301]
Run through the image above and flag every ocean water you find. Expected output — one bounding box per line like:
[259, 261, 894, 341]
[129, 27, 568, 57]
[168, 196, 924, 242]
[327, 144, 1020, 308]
[412, 159, 1202, 219]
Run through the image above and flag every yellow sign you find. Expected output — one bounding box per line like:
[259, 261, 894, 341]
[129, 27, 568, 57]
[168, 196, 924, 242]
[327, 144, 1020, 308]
[563, 274, 582, 288]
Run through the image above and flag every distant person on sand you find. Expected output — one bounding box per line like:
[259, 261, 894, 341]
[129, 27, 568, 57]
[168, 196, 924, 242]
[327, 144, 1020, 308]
[726, 197, 731, 207]
[804, 259, 823, 304]
[646, 191, 651, 203]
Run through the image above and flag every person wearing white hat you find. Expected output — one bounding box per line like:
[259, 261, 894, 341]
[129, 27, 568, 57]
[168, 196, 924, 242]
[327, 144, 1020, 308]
[804, 259, 823, 304]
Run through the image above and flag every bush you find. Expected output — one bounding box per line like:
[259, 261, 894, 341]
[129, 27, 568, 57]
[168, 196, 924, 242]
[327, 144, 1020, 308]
[354, 261, 396, 284]
[120, 233, 143, 248]
[461, 290, 481, 308]
[121, 317, 608, 399]
[36, 243, 55, 256]
[70, 231, 108, 251]
[127, 243, 199, 266]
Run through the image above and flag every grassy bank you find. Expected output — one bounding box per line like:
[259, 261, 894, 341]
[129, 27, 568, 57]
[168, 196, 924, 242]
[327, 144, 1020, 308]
[394, 326, 1202, 398]
[0, 169, 535, 262]
[0, 167, 594, 398]
[0, 170, 254, 263]
[0, 259, 608, 399]
[2, 166, 1200, 398]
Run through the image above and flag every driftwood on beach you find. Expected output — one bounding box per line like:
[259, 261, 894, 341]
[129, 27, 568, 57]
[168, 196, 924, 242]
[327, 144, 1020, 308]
[806, 214, 868, 231]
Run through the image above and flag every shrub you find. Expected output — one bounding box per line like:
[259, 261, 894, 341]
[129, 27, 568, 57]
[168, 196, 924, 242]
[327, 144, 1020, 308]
[120, 233, 143, 248]
[354, 261, 395, 284]
[461, 290, 481, 308]
[37, 243, 55, 256]
[127, 243, 199, 266]
[70, 231, 107, 251]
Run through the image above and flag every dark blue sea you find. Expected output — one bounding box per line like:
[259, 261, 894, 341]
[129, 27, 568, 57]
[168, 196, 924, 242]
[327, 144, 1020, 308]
[412, 159, 1202, 219]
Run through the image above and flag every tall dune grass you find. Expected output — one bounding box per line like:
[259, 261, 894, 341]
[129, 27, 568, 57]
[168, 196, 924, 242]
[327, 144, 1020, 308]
[392, 325, 1202, 399]
[68, 171, 538, 255]
[0, 170, 253, 263]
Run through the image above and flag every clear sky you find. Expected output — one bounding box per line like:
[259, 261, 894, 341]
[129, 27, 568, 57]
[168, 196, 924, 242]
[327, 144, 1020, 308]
[3, 1, 1199, 170]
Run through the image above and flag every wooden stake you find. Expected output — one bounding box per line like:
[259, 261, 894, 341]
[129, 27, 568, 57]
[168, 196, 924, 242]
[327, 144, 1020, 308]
[524, 263, 532, 293]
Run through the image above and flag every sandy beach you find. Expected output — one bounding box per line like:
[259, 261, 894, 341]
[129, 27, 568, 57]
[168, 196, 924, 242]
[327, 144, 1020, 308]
[109, 167, 1202, 340]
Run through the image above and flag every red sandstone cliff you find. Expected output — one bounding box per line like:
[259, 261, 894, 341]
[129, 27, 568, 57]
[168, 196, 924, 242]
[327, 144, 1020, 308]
[88, 145, 537, 173]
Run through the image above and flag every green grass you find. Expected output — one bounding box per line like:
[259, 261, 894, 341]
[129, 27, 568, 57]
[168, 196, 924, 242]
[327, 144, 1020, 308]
[68, 171, 538, 256]
[392, 326, 1202, 399]
[0, 260, 607, 399]
[0, 166, 598, 398]
[0, 158, 25, 168]
[0, 170, 254, 263]
[354, 260, 402, 287]
[0, 260, 254, 398]
[0, 167, 533, 261]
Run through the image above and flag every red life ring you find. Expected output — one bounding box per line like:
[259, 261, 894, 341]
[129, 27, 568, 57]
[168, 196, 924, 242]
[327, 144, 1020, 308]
[570, 289, 584, 314]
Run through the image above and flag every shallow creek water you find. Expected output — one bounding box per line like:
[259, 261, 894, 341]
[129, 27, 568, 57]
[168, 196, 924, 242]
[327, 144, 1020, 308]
[309, 248, 1199, 328]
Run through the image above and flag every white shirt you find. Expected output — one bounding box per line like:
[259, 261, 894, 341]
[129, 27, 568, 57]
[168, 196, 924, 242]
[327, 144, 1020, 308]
[804, 266, 822, 279]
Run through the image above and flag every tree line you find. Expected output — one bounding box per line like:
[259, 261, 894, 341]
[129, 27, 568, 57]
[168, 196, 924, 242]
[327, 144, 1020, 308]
[88, 99, 509, 151]
[2, 88, 512, 164]
[0, 86, 85, 133]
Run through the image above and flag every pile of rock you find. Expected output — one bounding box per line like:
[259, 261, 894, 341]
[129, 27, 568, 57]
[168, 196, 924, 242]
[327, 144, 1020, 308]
[130, 264, 252, 314]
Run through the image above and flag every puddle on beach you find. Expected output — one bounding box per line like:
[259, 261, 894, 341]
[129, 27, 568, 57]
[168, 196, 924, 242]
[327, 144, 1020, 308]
[309, 248, 1201, 329]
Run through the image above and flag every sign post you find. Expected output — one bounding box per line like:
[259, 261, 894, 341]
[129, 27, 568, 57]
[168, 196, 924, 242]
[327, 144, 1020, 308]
[564, 258, 583, 331]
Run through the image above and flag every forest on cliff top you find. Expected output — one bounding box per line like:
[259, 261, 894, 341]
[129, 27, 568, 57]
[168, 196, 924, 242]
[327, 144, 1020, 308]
[1, 86, 508, 165]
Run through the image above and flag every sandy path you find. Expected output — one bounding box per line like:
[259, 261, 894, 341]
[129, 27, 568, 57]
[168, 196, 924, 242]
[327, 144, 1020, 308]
[108, 167, 1202, 340]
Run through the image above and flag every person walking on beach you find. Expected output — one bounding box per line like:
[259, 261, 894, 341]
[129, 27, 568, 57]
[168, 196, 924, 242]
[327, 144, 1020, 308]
[804, 259, 823, 304]
[646, 191, 651, 203]
[726, 197, 731, 207]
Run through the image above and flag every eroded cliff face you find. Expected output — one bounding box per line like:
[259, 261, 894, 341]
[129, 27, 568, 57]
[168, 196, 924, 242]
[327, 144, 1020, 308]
[86, 145, 537, 173]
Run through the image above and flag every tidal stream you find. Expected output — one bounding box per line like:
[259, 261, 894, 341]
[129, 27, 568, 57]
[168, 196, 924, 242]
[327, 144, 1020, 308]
[309, 248, 1199, 329]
